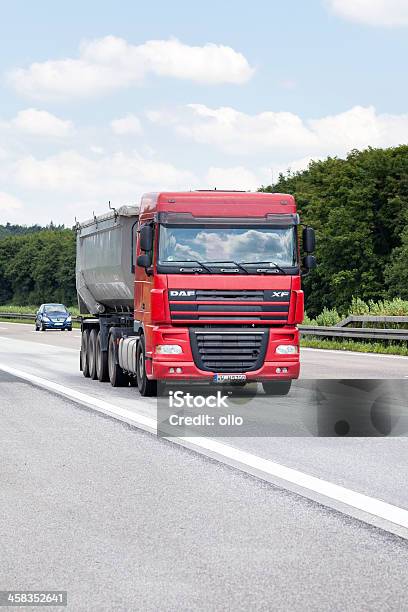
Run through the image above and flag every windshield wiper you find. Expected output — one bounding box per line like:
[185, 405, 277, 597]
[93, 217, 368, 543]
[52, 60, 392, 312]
[162, 260, 213, 273]
[241, 261, 287, 275]
[202, 260, 249, 274]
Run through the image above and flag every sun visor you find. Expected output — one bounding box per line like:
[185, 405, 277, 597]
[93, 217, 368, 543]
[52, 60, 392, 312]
[158, 212, 300, 226]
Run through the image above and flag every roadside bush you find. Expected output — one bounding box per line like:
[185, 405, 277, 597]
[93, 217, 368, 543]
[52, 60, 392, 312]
[348, 297, 408, 317]
[348, 296, 370, 315]
[314, 307, 341, 326]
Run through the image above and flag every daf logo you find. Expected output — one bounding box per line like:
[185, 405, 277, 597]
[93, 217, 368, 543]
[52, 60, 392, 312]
[272, 291, 290, 297]
[169, 290, 196, 297]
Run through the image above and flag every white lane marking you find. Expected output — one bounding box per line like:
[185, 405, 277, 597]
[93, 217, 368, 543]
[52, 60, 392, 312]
[1, 361, 408, 538]
[0, 363, 156, 432]
[301, 347, 408, 360]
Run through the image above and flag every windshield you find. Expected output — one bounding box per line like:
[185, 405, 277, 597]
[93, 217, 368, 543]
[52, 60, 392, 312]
[158, 225, 297, 268]
[44, 304, 67, 314]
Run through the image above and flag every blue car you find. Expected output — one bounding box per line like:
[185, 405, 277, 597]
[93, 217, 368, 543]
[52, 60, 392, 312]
[35, 303, 72, 331]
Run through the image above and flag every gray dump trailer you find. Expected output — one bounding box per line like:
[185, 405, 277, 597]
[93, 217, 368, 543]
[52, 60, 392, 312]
[76, 205, 139, 315]
[76, 205, 143, 390]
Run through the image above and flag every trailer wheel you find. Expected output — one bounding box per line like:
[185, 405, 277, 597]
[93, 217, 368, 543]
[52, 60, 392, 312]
[81, 330, 90, 377]
[136, 335, 157, 397]
[96, 331, 109, 382]
[88, 329, 98, 380]
[108, 334, 129, 387]
[262, 380, 292, 396]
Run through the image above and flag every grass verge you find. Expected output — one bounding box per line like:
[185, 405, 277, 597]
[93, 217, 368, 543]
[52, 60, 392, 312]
[0, 304, 80, 316]
[301, 337, 408, 356]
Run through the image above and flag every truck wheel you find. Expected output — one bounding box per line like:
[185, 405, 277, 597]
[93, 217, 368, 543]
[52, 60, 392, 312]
[81, 330, 90, 377]
[108, 334, 129, 387]
[88, 329, 98, 380]
[96, 331, 109, 382]
[262, 380, 292, 396]
[136, 336, 157, 397]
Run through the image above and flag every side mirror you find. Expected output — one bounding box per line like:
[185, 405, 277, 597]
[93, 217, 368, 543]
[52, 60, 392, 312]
[302, 226, 316, 253]
[140, 224, 153, 252]
[302, 254, 317, 270]
[137, 253, 152, 269]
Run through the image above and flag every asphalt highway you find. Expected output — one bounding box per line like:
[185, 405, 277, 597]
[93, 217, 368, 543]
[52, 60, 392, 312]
[1, 322, 408, 610]
[1, 321, 408, 378]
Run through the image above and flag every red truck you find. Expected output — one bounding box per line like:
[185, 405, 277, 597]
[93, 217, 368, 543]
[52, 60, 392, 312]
[76, 190, 315, 396]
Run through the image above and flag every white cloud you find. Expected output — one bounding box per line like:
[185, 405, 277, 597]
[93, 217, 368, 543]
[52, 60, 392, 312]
[89, 145, 105, 155]
[206, 166, 267, 191]
[148, 104, 317, 155]
[148, 103, 408, 159]
[12, 108, 73, 137]
[5, 149, 197, 224]
[111, 114, 142, 135]
[8, 36, 254, 100]
[326, 0, 408, 27]
[0, 191, 22, 211]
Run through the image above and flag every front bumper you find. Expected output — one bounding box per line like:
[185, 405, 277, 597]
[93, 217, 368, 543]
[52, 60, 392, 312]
[42, 320, 72, 329]
[148, 325, 300, 381]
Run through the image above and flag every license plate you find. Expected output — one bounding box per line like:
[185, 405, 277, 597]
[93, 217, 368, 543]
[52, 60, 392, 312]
[213, 374, 247, 383]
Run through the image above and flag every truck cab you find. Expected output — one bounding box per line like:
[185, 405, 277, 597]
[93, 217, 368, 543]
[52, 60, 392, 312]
[77, 191, 315, 397]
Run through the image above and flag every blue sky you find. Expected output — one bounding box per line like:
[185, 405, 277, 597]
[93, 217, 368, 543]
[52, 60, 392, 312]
[0, 0, 407, 225]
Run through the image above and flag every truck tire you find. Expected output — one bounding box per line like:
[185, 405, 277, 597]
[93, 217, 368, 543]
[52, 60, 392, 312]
[88, 328, 98, 380]
[81, 330, 90, 377]
[136, 335, 157, 397]
[108, 334, 129, 387]
[96, 331, 109, 382]
[262, 380, 292, 396]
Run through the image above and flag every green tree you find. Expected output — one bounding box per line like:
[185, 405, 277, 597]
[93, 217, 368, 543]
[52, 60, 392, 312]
[384, 225, 408, 300]
[260, 145, 408, 316]
[0, 228, 76, 306]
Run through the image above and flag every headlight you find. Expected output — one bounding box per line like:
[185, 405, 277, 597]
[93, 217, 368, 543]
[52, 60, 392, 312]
[42, 316, 50, 321]
[155, 344, 183, 355]
[276, 344, 298, 354]
[66, 316, 72, 322]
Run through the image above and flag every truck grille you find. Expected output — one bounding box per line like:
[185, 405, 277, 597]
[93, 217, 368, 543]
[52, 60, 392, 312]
[194, 289, 264, 301]
[190, 329, 269, 373]
[169, 289, 290, 324]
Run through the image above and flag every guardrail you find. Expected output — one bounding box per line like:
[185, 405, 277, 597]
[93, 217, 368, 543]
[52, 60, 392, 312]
[0, 312, 82, 323]
[299, 325, 408, 341]
[300, 315, 408, 341]
[1, 312, 407, 341]
[336, 315, 408, 327]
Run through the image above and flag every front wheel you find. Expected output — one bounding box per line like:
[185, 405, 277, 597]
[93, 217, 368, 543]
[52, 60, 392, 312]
[136, 336, 157, 397]
[262, 380, 292, 396]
